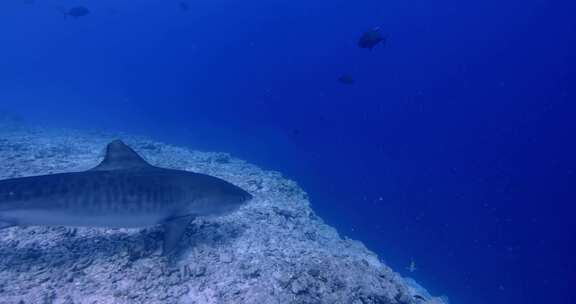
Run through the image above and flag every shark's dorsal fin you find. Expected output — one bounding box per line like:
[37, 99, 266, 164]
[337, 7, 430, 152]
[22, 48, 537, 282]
[91, 140, 153, 171]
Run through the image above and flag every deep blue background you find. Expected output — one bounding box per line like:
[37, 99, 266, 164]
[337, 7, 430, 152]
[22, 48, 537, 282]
[1, 0, 575, 303]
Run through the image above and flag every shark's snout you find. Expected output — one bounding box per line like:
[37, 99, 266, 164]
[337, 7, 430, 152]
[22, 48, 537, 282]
[237, 187, 253, 202]
[223, 189, 252, 213]
[223, 182, 252, 206]
[188, 185, 251, 217]
[242, 192, 253, 202]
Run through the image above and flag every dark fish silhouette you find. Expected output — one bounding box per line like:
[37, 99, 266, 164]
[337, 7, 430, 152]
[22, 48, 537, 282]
[62, 6, 90, 18]
[179, 1, 190, 11]
[338, 74, 355, 85]
[0, 140, 252, 254]
[358, 27, 386, 50]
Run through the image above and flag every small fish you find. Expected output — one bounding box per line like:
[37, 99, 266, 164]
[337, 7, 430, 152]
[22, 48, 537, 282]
[62, 6, 90, 18]
[338, 74, 355, 85]
[291, 128, 301, 136]
[179, 1, 190, 11]
[407, 259, 417, 272]
[358, 27, 386, 50]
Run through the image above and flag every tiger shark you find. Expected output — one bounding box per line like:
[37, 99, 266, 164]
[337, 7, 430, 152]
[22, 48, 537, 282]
[0, 140, 252, 254]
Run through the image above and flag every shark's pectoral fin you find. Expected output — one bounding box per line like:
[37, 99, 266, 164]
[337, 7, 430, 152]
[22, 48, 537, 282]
[162, 215, 194, 255]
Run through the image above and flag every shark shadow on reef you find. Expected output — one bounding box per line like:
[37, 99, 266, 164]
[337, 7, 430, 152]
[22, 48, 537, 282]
[0, 218, 247, 271]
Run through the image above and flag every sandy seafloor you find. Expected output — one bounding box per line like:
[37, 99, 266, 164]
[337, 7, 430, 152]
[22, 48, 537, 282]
[0, 125, 449, 304]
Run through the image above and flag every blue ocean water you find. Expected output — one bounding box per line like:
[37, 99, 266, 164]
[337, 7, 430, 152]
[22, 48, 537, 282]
[1, 0, 575, 303]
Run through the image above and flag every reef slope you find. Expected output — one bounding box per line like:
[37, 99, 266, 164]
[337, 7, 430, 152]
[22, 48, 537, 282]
[0, 128, 447, 304]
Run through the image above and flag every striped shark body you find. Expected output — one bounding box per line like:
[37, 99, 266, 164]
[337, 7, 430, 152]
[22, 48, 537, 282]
[0, 140, 252, 254]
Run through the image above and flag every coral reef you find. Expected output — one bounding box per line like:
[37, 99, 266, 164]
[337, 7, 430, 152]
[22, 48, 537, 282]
[0, 128, 448, 304]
